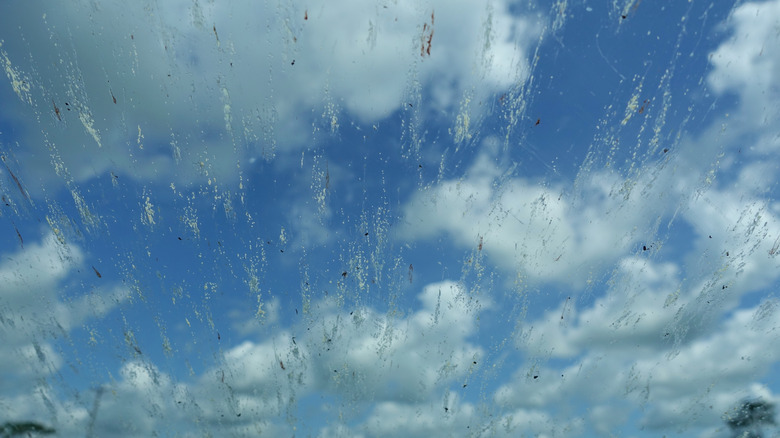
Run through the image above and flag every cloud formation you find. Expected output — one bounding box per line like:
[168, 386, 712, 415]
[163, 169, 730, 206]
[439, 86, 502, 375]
[20, 280, 486, 436]
[0, 0, 540, 194]
[2, 1, 780, 437]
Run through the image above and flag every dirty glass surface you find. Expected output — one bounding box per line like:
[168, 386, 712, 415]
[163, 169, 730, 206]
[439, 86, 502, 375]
[1, 0, 779, 436]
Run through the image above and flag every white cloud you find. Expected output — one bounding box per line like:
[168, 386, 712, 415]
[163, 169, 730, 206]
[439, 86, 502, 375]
[24, 280, 486, 436]
[387, 3, 780, 434]
[351, 393, 584, 437]
[0, 231, 128, 393]
[699, 0, 780, 191]
[648, 304, 780, 399]
[0, 385, 90, 436]
[3, 1, 780, 437]
[0, 233, 490, 435]
[488, 166, 780, 433]
[391, 9, 780, 430]
[491, 408, 584, 438]
[0, 232, 82, 312]
[230, 296, 282, 335]
[495, 268, 780, 435]
[513, 257, 682, 360]
[358, 398, 475, 437]
[212, 280, 483, 404]
[399, 144, 675, 288]
[707, 0, 780, 123]
[0, 0, 541, 193]
[681, 188, 780, 300]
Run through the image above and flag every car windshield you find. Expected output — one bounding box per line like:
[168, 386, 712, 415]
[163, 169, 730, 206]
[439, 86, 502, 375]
[1, 1, 779, 436]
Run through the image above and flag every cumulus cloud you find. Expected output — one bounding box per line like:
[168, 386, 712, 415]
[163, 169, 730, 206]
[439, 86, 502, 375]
[0, 0, 541, 194]
[393, 0, 780, 425]
[392, 3, 780, 433]
[701, 0, 780, 181]
[492, 295, 780, 434]
[212, 280, 483, 404]
[707, 0, 780, 122]
[511, 257, 680, 359]
[494, 213, 780, 434]
[0, 232, 128, 393]
[18, 280, 485, 436]
[358, 398, 476, 437]
[399, 142, 677, 288]
[486, 172, 780, 434]
[3, 1, 780, 437]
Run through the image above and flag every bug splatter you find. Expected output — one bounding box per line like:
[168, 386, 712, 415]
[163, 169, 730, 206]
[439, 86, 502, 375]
[14, 226, 23, 248]
[420, 11, 434, 57]
[560, 296, 571, 320]
[1, 155, 30, 202]
[52, 100, 61, 120]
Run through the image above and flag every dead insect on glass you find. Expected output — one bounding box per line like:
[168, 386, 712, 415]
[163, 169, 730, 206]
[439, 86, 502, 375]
[52, 100, 62, 120]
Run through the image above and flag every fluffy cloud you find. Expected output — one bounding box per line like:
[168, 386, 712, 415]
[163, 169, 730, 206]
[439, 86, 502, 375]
[493, 192, 780, 433]
[702, 0, 780, 183]
[0, 232, 128, 392]
[3, 1, 780, 437]
[397, 0, 779, 416]
[213, 280, 483, 404]
[492, 294, 780, 434]
[395, 2, 780, 433]
[19, 280, 485, 436]
[0, 0, 540, 193]
[399, 143, 676, 288]
[707, 0, 780, 124]
[511, 257, 679, 359]
[486, 176, 780, 433]
[358, 399, 476, 437]
[514, 182, 780, 360]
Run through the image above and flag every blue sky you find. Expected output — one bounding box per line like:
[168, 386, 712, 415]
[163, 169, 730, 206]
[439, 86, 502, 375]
[1, 0, 780, 436]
